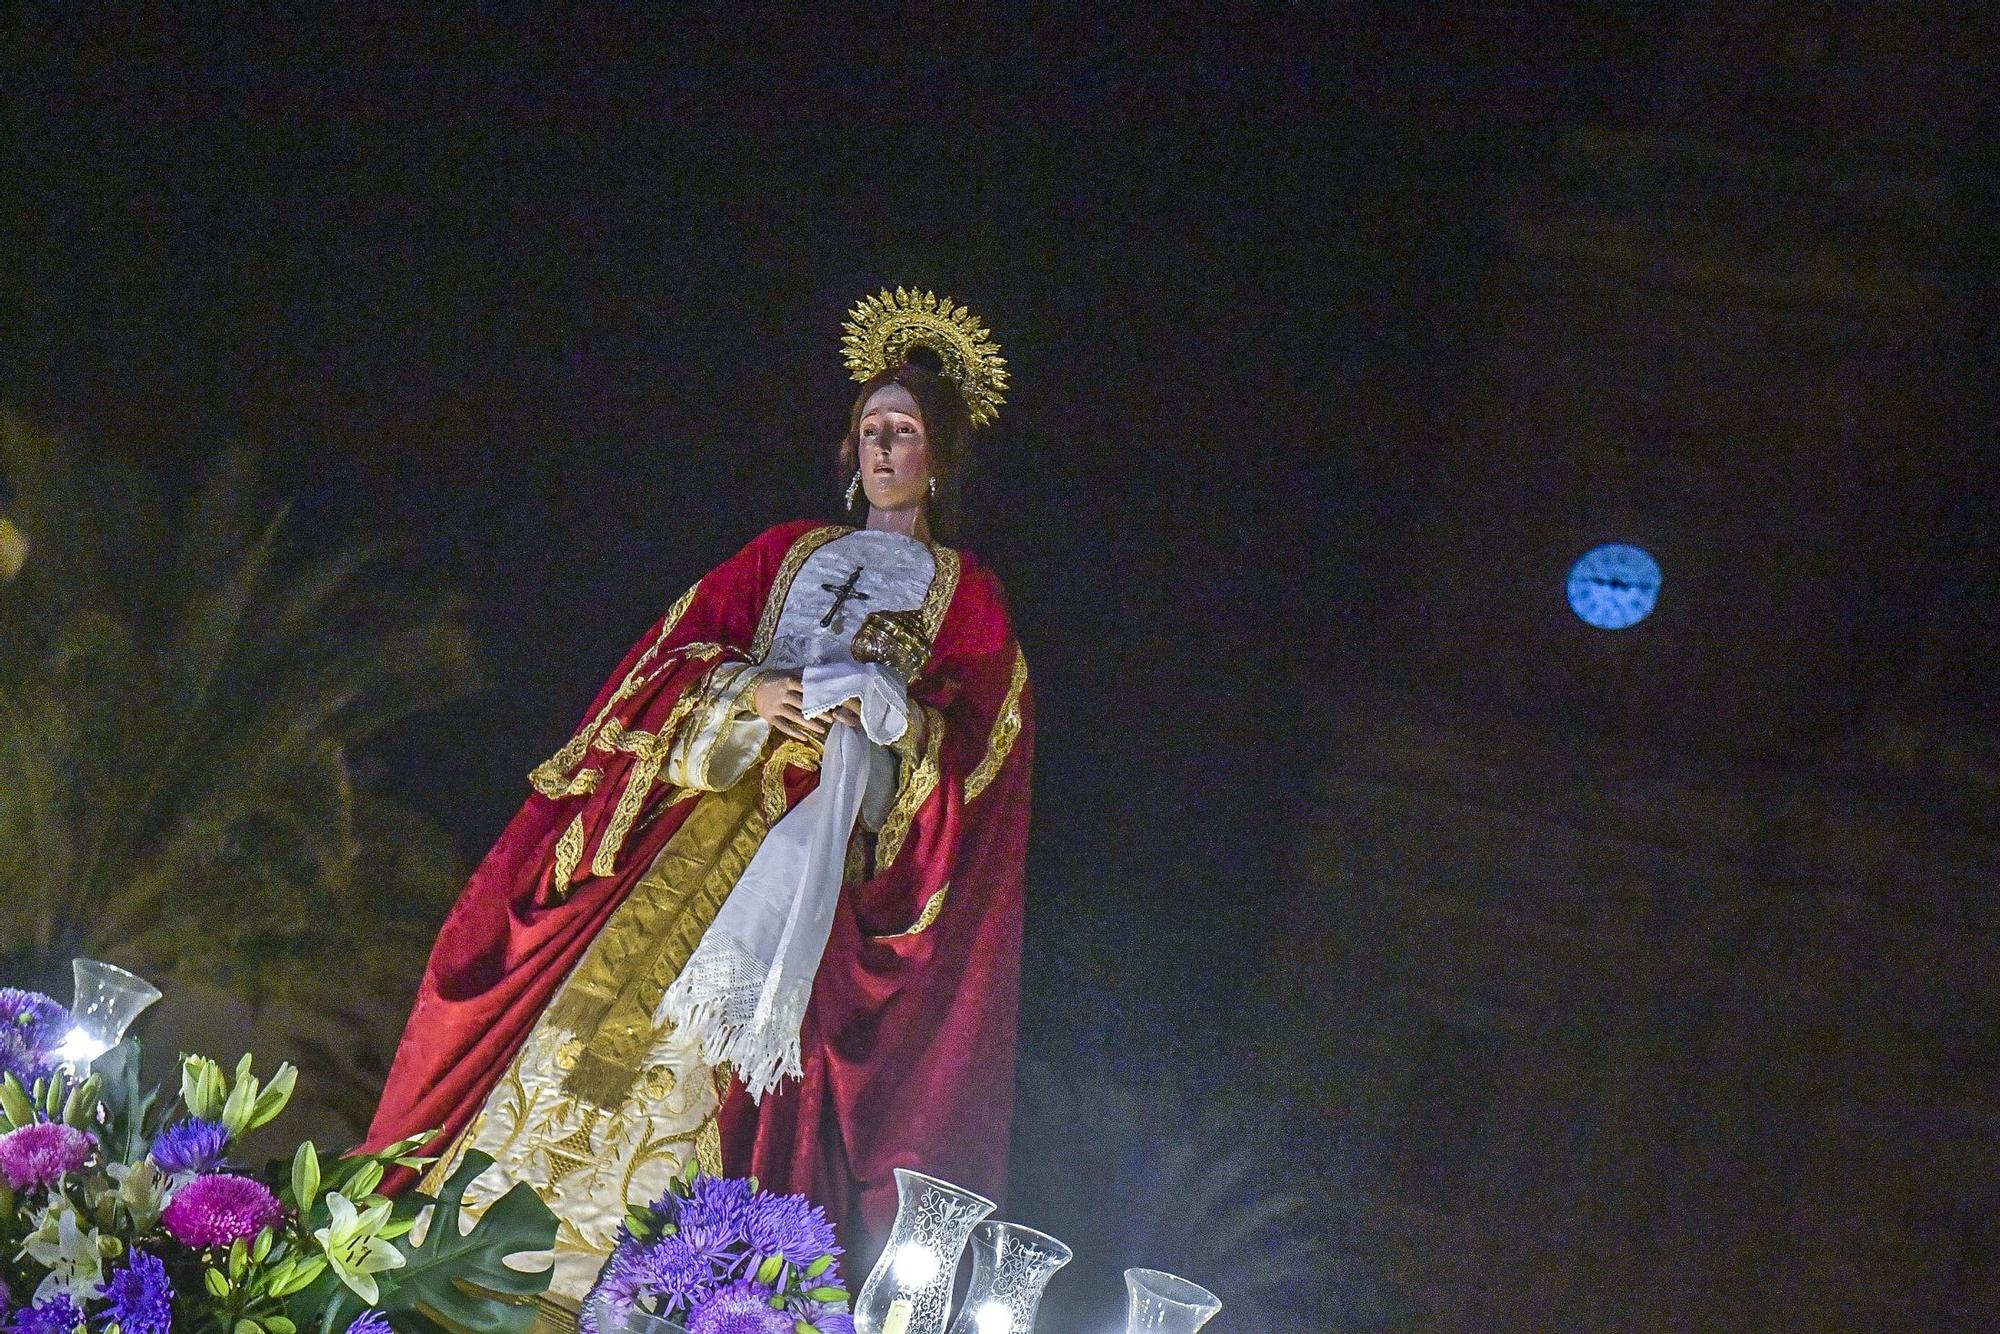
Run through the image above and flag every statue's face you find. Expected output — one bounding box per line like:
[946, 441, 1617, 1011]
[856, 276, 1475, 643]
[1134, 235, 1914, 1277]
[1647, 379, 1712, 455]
[857, 384, 932, 514]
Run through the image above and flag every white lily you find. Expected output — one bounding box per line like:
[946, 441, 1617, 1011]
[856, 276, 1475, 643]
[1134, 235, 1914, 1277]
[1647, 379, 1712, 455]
[313, 1191, 406, 1305]
[19, 1199, 110, 1304]
[104, 1157, 171, 1229]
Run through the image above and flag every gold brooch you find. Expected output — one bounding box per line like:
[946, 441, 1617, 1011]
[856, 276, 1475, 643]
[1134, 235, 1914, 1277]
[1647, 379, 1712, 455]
[841, 288, 1009, 428]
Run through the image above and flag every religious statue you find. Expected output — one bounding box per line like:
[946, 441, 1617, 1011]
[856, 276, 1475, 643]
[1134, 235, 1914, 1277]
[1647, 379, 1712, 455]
[363, 290, 1034, 1319]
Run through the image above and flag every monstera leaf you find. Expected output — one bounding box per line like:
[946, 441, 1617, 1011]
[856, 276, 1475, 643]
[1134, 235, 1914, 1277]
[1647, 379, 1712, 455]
[86, 1038, 160, 1163]
[298, 1150, 556, 1334]
[386, 1151, 556, 1334]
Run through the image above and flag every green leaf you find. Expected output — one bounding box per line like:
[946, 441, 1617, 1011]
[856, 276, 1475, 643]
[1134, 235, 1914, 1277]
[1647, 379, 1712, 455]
[265, 1318, 296, 1334]
[88, 1039, 157, 1162]
[756, 1255, 784, 1286]
[806, 1286, 848, 1303]
[366, 1150, 556, 1334]
[805, 1255, 833, 1279]
[205, 1267, 231, 1300]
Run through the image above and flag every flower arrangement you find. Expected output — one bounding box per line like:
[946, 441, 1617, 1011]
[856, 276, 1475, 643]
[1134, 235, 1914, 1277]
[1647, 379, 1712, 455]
[0, 986, 556, 1334]
[584, 1163, 853, 1334]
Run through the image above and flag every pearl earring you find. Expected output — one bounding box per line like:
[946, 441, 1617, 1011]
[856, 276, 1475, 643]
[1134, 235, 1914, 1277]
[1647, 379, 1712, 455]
[928, 476, 937, 498]
[845, 470, 861, 509]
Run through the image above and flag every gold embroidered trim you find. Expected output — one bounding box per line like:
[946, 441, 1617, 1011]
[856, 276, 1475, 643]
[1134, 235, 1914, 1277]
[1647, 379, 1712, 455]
[551, 774, 772, 1108]
[530, 581, 701, 793]
[413, 1111, 483, 1197]
[761, 737, 823, 823]
[966, 645, 1028, 804]
[876, 703, 944, 872]
[917, 545, 962, 643]
[869, 882, 951, 940]
[750, 526, 851, 661]
[552, 812, 588, 890]
[589, 686, 706, 878]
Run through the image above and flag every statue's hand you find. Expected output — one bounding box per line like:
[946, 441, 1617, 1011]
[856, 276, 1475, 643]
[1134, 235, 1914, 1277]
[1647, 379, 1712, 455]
[752, 670, 829, 743]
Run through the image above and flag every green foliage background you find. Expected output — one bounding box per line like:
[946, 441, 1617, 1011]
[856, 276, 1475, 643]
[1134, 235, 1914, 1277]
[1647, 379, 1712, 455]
[0, 416, 483, 1128]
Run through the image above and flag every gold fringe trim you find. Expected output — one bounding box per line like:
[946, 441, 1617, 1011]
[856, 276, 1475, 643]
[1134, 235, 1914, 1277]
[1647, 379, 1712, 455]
[966, 645, 1029, 804]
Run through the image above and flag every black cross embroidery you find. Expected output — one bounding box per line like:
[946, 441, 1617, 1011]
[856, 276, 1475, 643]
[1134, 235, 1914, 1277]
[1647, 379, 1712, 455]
[819, 566, 871, 629]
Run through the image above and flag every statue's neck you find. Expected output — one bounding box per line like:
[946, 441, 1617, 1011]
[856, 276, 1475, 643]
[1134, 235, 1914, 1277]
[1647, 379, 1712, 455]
[865, 504, 931, 544]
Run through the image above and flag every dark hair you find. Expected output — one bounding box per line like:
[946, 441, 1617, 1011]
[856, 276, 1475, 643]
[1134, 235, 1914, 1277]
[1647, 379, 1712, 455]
[836, 357, 975, 541]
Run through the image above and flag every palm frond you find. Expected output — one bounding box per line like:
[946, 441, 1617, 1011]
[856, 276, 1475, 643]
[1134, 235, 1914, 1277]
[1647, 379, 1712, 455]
[0, 415, 478, 1108]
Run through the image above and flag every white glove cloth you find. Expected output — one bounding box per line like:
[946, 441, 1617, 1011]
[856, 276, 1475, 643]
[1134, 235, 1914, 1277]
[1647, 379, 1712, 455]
[658, 661, 910, 1100]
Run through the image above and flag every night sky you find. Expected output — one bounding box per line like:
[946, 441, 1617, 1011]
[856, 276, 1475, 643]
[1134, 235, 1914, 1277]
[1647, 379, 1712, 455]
[7, 8, 1996, 1322]
[6, 7, 1542, 1045]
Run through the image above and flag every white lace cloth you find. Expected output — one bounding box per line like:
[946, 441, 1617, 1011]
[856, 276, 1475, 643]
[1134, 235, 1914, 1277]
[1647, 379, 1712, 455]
[658, 530, 929, 1099]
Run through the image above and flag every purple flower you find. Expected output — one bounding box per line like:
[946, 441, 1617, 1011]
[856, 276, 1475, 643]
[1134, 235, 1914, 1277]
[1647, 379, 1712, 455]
[0, 989, 73, 1097]
[675, 1175, 755, 1238]
[787, 1305, 855, 1334]
[148, 1118, 233, 1175]
[590, 1237, 708, 1328]
[102, 1249, 174, 1334]
[0, 989, 70, 1052]
[8, 1293, 83, 1334]
[0, 1029, 59, 1092]
[686, 1281, 793, 1334]
[741, 1192, 840, 1269]
[676, 1217, 740, 1271]
[345, 1313, 393, 1334]
[0, 1122, 94, 1189]
[160, 1172, 283, 1248]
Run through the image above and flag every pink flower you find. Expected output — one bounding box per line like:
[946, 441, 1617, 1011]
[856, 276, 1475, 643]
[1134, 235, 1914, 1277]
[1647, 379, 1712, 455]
[0, 1122, 95, 1189]
[160, 1172, 284, 1248]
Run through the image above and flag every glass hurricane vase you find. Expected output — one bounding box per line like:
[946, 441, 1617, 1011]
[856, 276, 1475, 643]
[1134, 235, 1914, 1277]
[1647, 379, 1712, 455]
[584, 1292, 689, 1334]
[943, 1220, 1071, 1334]
[854, 1169, 995, 1334]
[1123, 1268, 1222, 1333]
[59, 959, 162, 1069]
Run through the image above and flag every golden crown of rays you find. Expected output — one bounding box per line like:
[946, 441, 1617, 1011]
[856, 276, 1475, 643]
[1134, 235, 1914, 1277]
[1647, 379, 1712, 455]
[841, 288, 1009, 428]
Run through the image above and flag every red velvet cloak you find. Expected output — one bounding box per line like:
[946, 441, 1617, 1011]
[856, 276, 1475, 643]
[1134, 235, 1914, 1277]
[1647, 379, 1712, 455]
[364, 520, 1033, 1255]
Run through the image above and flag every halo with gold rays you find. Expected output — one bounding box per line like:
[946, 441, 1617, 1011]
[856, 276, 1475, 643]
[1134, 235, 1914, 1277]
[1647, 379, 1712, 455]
[841, 287, 1009, 428]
